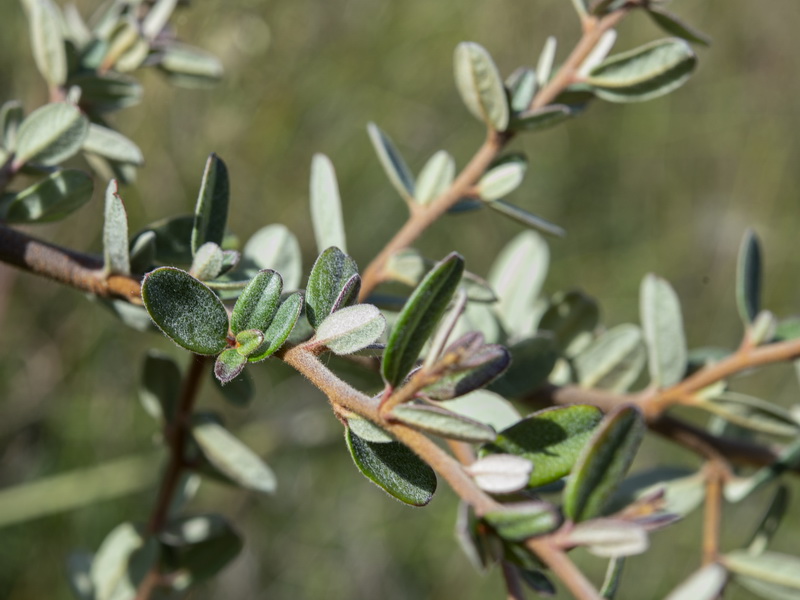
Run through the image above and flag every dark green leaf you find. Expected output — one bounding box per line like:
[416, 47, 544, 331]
[423, 343, 510, 400]
[1, 100, 23, 150]
[367, 122, 415, 202]
[737, 229, 762, 326]
[489, 335, 558, 398]
[82, 123, 144, 165]
[382, 253, 465, 387]
[539, 290, 600, 353]
[14, 102, 88, 167]
[664, 564, 728, 600]
[640, 274, 687, 387]
[103, 180, 130, 276]
[345, 427, 437, 506]
[310, 153, 347, 253]
[22, 0, 67, 87]
[725, 550, 800, 600]
[519, 568, 557, 596]
[312, 304, 385, 355]
[454, 42, 510, 131]
[191, 153, 230, 255]
[305, 247, 359, 329]
[484, 502, 560, 541]
[249, 292, 303, 361]
[480, 405, 603, 487]
[0, 169, 92, 223]
[215, 348, 246, 383]
[647, 7, 711, 47]
[69, 72, 143, 112]
[586, 38, 697, 103]
[191, 413, 277, 493]
[230, 270, 283, 335]
[211, 366, 254, 407]
[141, 267, 230, 355]
[160, 513, 243, 584]
[391, 404, 496, 443]
[564, 405, 645, 522]
[748, 486, 789, 555]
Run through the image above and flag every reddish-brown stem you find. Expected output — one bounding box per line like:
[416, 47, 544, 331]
[500, 561, 526, 600]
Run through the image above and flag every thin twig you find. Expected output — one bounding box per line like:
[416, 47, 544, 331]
[500, 561, 526, 600]
[701, 460, 725, 566]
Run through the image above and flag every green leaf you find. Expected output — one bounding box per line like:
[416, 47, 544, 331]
[139, 351, 180, 423]
[14, 102, 89, 167]
[305, 247, 360, 329]
[664, 564, 728, 600]
[214, 348, 247, 383]
[480, 405, 603, 487]
[510, 104, 573, 133]
[465, 454, 533, 494]
[82, 123, 144, 165]
[439, 390, 522, 432]
[90, 523, 158, 600]
[477, 154, 528, 201]
[1, 100, 24, 150]
[725, 550, 800, 600]
[160, 513, 243, 584]
[159, 43, 224, 87]
[134, 215, 194, 265]
[242, 224, 302, 290]
[748, 486, 789, 556]
[248, 292, 303, 361]
[737, 228, 762, 325]
[235, 329, 265, 357]
[345, 427, 437, 506]
[141, 0, 178, 39]
[563, 519, 649, 557]
[574, 324, 646, 392]
[488, 231, 549, 337]
[563, 405, 645, 522]
[310, 153, 347, 254]
[141, 267, 230, 355]
[230, 270, 283, 334]
[647, 7, 711, 47]
[391, 404, 496, 443]
[607, 468, 706, 518]
[102, 180, 130, 276]
[724, 439, 800, 502]
[22, 0, 67, 87]
[367, 123, 415, 202]
[537, 36, 557, 87]
[699, 392, 799, 438]
[415, 150, 455, 206]
[347, 415, 394, 443]
[191, 153, 230, 255]
[454, 42, 510, 131]
[586, 38, 697, 103]
[191, 413, 277, 494]
[312, 304, 385, 355]
[189, 241, 225, 281]
[489, 335, 558, 398]
[485, 199, 566, 237]
[382, 253, 465, 387]
[540, 290, 600, 354]
[422, 342, 510, 400]
[0, 169, 92, 224]
[640, 274, 687, 387]
[455, 502, 502, 572]
[211, 366, 254, 408]
[507, 68, 538, 113]
[68, 72, 143, 112]
[483, 502, 560, 541]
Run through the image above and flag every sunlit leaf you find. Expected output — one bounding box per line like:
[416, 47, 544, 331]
[664, 563, 727, 600]
[484, 502, 560, 541]
[367, 122, 415, 202]
[214, 348, 246, 383]
[313, 304, 385, 355]
[159, 42, 224, 87]
[242, 224, 302, 290]
[640, 274, 687, 387]
[415, 150, 455, 206]
[82, 123, 144, 165]
[477, 154, 528, 201]
[725, 550, 800, 600]
[305, 246, 360, 329]
[189, 242, 225, 281]
[22, 0, 67, 87]
[564, 519, 649, 557]
[574, 324, 646, 392]
[454, 42, 510, 131]
[537, 36, 557, 87]
[0, 169, 92, 224]
[103, 180, 130, 276]
[14, 102, 89, 167]
[230, 269, 283, 334]
[439, 390, 522, 432]
[507, 68, 538, 113]
[90, 523, 158, 600]
[465, 454, 533, 494]
[310, 153, 347, 254]
[391, 403, 496, 443]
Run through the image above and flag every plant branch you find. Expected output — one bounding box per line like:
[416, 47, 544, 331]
[701, 460, 725, 566]
[0, 224, 143, 304]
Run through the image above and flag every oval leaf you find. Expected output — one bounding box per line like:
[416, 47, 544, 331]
[382, 252, 465, 387]
[483, 502, 560, 541]
[415, 150, 455, 206]
[489, 335, 558, 398]
[725, 550, 800, 599]
[574, 324, 646, 392]
[737, 228, 762, 326]
[103, 180, 130, 276]
[230, 269, 283, 335]
[214, 348, 247, 384]
[640, 274, 687, 387]
[191, 153, 230, 255]
[23, 0, 67, 87]
[90, 522, 157, 600]
[454, 42, 510, 131]
[310, 153, 347, 254]
[664, 564, 728, 600]
[14, 102, 89, 167]
[466, 454, 533, 494]
[439, 390, 522, 432]
[391, 404, 496, 443]
[647, 7, 711, 47]
[141, 267, 229, 355]
[367, 122, 415, 202]
[313, 304, 385, 355]
[82, 123, 144, 165]
[511, 104, 573, 133]
[345, 427, 437, 506]
[305, 247, 360, 329]
[249, 292, 303, 361]
[564, 519, 649, 557]
[1, 169, 92, 223]
[477, 154, 528, 201]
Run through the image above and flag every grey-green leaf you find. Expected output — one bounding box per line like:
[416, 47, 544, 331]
[725, 550, 800, 600]
[439, 390, 522, 432]
[537, 36, 557, 87]
[103, 180, 130, 276]
[305, 247, 360, 329]
[511, 104, 573, 133]
[564, 519, 649, 557]
[415, 150, 455, 206]
[90, 522, 158, 600]
[191, 414, 276, 494]
[574, 324, 646, 392]
[347, 415, 394, 443]
[480, 405, 603, 487]
[139, 351, 180, 423]
[23, 0, 67, 87]
[382, 252, 465, 387]
[14, 102, 89, 167]
[141, 0, 178, 39]
[454, 42, 510, 131]
[485, 199, 566, 237]
[465, 454, 533, 494]
[640, 274, 687, 387]
[214, 348, 247, 384]
[483, 502, 560, 541]
[367, 122, 415, 202]
[477, 154, 528, 201]
[310, 153, 347, 254]
[313, 304, 385, 355]
[190, 242, 225, 281]
[345, 427, 437, 506]
[191, 153, 230, 255]
[0, 169, 92, 224]
[489, 335, 558, 398]
[230, 269, 283, 334]
[141, 267, 230, 355]
[540, 290, 600, 353]
[647, 7, 711, 47]
[736, 229, 762, 326]
[391, 404, 496, 443]
[507, 67, 538, 113]
[1, 100, 23, 150]
[586, 38, 697, 103]
[248, 292, 303, 361]
[158, 42, 224, 86]
[664, 564, 728, 600]
[563, 405, 645, 522]
[242, 224, 302, 290]
[82, 123, 144, 165]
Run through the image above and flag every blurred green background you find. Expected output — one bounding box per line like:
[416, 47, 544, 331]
[2, 0, 800, 598]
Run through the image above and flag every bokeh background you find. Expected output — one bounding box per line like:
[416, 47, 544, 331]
[1, 0, 800, 598]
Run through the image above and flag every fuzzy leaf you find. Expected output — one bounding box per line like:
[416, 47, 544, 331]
[14, 102, 89, 167]
[248, 292, 303, 361]
[477, 154, 528, 201]
[586, 38, 697, 103]
[347, 416, 394, 443]
[82, 123, 144, 165]
[564, 405, 645, 522]
[191, 153, 230, 255]
[345, 427, 437, 506]
[305, 247, 360, 329]
[367, 123, 415, 202]
[454, 42, 510, 131]
[564, 519, 649, 557]
[391, 404, 496, 443]
[159, 513, 242, 584]
[483, 502, 560, 541]
[141, 267, 229, 355]
[214, 348, 247, 383]
[0, 169, 92, 223]
[415, 150, 456, 206]
[574, 324, 646, 392]
[664, 564, 728, 600]
[235, 329, 265, 357]
[439, 390, 522, 432]
[313, 304, 385, 355]
[310, 153, 347, 254]
[737, 229, 762, 326]
[102, 180, 130, 276]
[23, 0, 67, 87]
[191, 414, 276, 493]
[242, 224, 302, 290]
[466, 454, 533, 494]
[640, 274, 687, 387]
[422, 343, 510, 400]
[382, 253, 465, 387]
[230, 270, 283, 334]
[189, 242, 225, 281]
[647, 7, 711, 47]
[480, 405, 603, 487]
